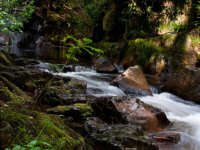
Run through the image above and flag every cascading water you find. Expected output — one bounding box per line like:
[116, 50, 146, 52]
[57, 70, 200, 149]
[58, 71, 125, 97]
[140, 93, 200, 149]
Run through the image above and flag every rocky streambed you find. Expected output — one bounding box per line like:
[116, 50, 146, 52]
[1, 50, 200, 150]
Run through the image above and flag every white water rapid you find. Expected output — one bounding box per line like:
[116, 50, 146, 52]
[58, 71, 126, 97]
[140, 93, 200, 150]
[57, 71, 200, 150]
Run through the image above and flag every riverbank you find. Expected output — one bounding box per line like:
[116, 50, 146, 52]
[1, 50, 200, 149]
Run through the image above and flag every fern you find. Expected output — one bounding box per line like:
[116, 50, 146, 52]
[63, 35, 103, 62]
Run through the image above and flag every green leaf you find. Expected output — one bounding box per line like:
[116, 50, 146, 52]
[82, 38, 93, 45]
[63, 35, 104, 62]
[30, 147, 42, 150]
[39, 141, 52, 148]
[12, 145, 26, 150]
[27, 139, 38, 147]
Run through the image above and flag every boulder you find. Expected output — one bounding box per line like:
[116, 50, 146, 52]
[94, 57, 118, 73]
[47, 103, 94, 122]
[40, 79, 87, 106]
[0, 64, 87, 106]
[111, 66, 152, 95]
[0, 64, 56, 92]
[14, 58, 40, 66]
[0, 75, 32, 106]
[0, 107, 85, 149]
[85, 117, 158, 150]
[162, 66, 200, 104]
[89, 96, 170, 131]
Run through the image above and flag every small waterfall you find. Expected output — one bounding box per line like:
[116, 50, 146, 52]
[57, 71, 200, 149]
[57, 71, 125, 97]
[140, 93, 200, 149]
[74, 66, 96, 72]
[114, 64, 124, 73]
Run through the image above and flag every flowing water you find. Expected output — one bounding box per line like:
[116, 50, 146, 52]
[140, 93, 200, 150]
[57, 71, 200, 149]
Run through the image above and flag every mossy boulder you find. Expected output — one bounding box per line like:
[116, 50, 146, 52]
[0, 75, 32, 106]
[0, 64, 55, 92]
[47, 103, 94, 122]
[0, 107, 85, 149]
[0, 51, 12, 66]
[40, 79, 87, 106]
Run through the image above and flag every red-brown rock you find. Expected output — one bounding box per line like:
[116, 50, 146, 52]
[111, 66, 152, 96]
[89, 96, 170, 131]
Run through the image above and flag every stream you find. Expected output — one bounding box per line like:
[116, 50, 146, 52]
[57, 70, 200, 150]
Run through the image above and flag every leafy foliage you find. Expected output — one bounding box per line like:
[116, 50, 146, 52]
[194, 1, 200, 26]
[5, 140, 53, 150]
[63, 35, 103, 61]
[129, 38, 163, 67]
[85, 2, 99, 26]
[0, 0, 35, 32]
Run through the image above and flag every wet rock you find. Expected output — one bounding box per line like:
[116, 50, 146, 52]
[40, 79, 87, 106]
[61, 64, 75, 72]
[162, 66, 200, 104]
[14, 58, 60, 72]
[0, 64, 55, 92]
[0, 63, 88, 106]
[14, 58, 40, 66]
[147, 131, 194, 150]
[47, 103, 93, 122]
[148, 131, 181, 144]
[111, 66, 152, 96]
[89, 96, 170, 131]
[89, 97, 127, 124]
[85, 117, 158, 150]
[94, 57, 118, 73]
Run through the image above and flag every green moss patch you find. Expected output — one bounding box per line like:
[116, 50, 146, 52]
[127, 38, 164, 68]
[47, 103, 94, 122]
[1, 107, 85, 149]
[0, 75, 32, 105]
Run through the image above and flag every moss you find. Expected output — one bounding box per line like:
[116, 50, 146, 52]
[191, 35, 200, 46]
[0, 51, 12, 66]
[67, 80, 86, 94]
[0, 75, 32, 105]
[160, 34, 177, 48]
[1, 107, 85, 149]
[157, 23, 172, 34]
[73, 103, 94, 117]
[47, 103, 94, 121]
[127, 38, 164, 68]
